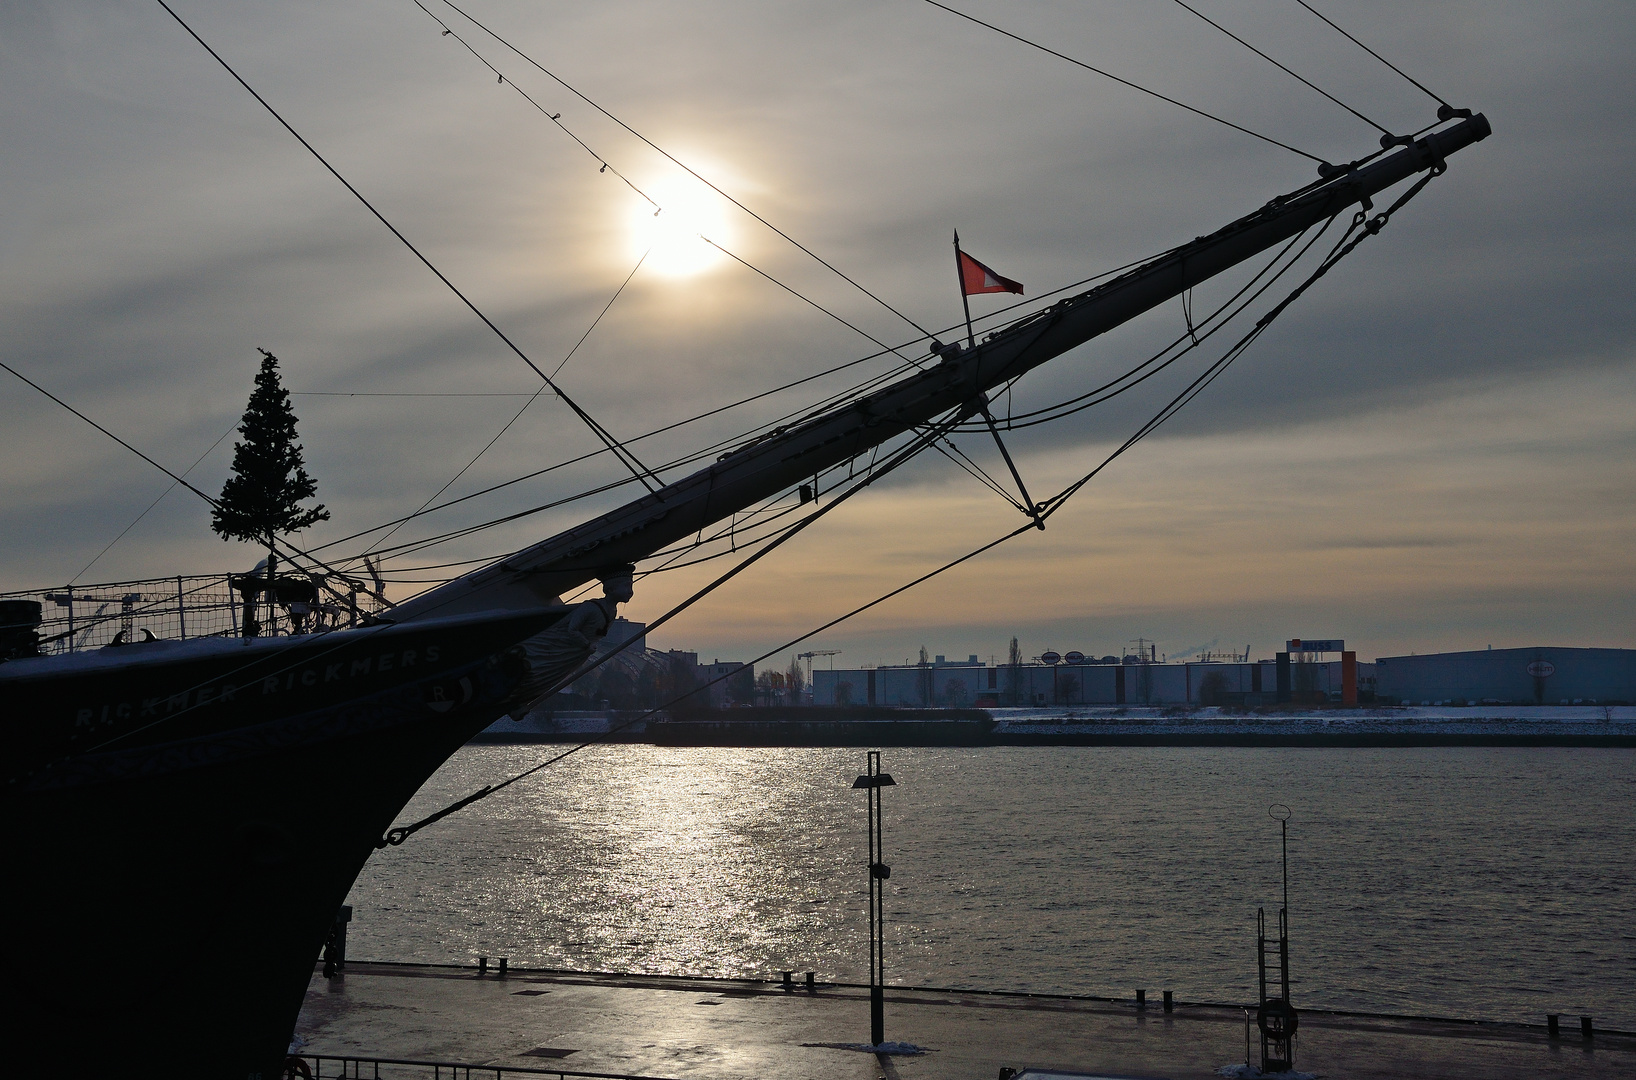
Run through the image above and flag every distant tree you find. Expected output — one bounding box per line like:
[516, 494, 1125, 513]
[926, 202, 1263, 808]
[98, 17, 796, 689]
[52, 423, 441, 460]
[785, 657, 806, 700]
[1006, 636, 1023, 706]
[211, 349, 330, 602]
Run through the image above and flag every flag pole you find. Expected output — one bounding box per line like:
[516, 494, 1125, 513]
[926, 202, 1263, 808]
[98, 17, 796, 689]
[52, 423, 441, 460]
[954, 230, 977, 349]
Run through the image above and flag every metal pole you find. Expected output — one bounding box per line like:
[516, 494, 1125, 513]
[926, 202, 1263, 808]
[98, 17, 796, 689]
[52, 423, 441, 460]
[853, 753, 894, 1047]
[954, 232, 976, 349]
[177, 575, 186, 640]
[869, 749, 884, 1046]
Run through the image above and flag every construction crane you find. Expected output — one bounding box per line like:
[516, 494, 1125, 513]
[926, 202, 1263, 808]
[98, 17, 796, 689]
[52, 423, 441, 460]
[798, 649, 842, 681]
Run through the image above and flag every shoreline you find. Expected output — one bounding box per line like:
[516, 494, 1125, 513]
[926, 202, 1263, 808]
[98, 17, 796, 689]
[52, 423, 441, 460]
[472, 705, 1636, 747]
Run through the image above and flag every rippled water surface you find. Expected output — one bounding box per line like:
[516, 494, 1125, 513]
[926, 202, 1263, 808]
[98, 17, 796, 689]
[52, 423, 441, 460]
[346, 746, 1635, 1026]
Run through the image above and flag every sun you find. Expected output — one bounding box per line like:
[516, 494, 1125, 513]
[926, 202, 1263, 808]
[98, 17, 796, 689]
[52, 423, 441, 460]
[627, 176, 731, 278]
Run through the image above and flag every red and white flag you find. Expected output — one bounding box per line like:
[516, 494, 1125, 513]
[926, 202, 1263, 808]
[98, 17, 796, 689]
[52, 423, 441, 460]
[957, 249, 1024, 296]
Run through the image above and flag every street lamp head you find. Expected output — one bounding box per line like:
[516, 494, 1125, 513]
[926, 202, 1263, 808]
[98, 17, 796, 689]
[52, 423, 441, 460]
[852, 774, 896, 789]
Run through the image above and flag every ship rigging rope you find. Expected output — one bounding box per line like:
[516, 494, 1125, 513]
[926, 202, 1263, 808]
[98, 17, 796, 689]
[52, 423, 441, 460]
[320, 241, 1182, 572]
[353, 247, 653, 566]
[1293, 0, 1452, 109]
[151, 0, 664, 495]
[67, 420, 239, 587]
[351, 221, 1305, 573]
[76, 399, 951, 760]
[311, 227, 1194, 574]
[433, 0, 934, 340]
[409, 0, 658, 215]
[376, 164, 1445, 848]
[68, 178, 1365, 759]
[920, 1, 1329, 164]
[377, 415, 973, 848]
[949, 219, 1335, 434]
[0, 354, 409, 605]
[0, 361, 225, 514]
[307, 211, 1295, 579]
[1168, 0, 1394, 138]
[552, 216, 1331, 585]
[298, 250, 1168, 564]
[410, 0, 931, 374]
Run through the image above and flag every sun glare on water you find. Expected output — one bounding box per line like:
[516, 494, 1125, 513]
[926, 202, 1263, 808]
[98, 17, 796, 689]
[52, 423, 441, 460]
[628, 176, 732, 278]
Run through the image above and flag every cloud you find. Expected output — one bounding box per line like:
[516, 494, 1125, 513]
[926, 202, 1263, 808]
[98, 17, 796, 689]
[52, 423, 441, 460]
[2, 1, 1631, 658]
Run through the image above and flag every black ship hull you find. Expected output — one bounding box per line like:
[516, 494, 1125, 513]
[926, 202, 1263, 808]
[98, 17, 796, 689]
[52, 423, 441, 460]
[5, 608, 567, 1079]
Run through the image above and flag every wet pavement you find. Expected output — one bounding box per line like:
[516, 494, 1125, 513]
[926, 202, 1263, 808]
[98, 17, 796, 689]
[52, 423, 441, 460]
[295, 962, 1634, 1079]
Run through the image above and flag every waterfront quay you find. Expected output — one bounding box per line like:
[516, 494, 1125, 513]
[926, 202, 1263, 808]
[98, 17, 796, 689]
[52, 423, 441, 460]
[295, 962, 1634, 1079]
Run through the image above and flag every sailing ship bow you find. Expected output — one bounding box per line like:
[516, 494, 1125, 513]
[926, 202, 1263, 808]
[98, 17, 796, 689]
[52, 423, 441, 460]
[393, 115, 1489, 622]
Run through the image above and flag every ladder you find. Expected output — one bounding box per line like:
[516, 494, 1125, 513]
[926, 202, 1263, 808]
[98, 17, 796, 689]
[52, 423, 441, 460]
[1257, 906, 1297, 1072]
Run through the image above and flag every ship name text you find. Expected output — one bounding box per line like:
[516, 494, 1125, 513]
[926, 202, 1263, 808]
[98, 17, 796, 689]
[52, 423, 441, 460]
[71, 644, 442, 729]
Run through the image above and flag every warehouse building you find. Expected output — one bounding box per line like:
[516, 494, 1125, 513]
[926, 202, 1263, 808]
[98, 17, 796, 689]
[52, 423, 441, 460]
[811, 654, 1372, 708]
[1375, 647, 1633, 705]
[808, 643, 1633, 709]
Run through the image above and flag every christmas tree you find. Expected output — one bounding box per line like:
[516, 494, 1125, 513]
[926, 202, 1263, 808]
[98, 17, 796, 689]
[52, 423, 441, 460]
[212, 349, 329, 631]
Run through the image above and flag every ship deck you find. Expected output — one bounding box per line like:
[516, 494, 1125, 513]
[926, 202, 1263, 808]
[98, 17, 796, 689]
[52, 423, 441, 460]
[294, 961, 1634, 1079]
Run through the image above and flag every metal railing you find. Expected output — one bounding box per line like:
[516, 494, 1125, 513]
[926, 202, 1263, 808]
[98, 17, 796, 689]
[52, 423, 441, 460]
[288, 1054, 678, 1080]
[2, 573, 387, 654]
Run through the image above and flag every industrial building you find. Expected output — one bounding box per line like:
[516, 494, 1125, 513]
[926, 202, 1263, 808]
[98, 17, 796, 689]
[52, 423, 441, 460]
[810, 644, 1635, 708]
[1375, 647, 1633, 705]
[811, 653, 1372, 708]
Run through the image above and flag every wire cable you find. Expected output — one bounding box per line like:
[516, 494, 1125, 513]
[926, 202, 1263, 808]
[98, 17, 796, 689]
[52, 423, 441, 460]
[377, 411, 963, 847]
[1, 361, 222, 511]
[1293, 0, 1451, 108]
[355, 246, 652, 566]
[151, 0, 662, 494]
[374, 165, 1451, 845]
[956, 221, 1329, 433]
[68, 420, 239, 586]
[1169, 0, 1393, 136]
[921, 0, 1329, 164]
[416, 1, 931, 373]
[301, 251, 1166, 560]
[293, 391, 537, 397]
[1041, 167, 1441, 516]
[436, 0, 933, 338]
[553, 248, 649, 379]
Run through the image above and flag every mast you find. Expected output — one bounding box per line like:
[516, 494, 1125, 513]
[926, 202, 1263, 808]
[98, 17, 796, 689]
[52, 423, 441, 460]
[392, 115, 1489, 622]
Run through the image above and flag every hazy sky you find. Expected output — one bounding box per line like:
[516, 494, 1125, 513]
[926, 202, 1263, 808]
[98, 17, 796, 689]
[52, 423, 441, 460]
[2, 1, 1632, 667]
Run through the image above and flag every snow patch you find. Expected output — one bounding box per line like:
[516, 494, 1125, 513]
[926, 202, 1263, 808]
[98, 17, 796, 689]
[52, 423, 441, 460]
[802, 1040, 928, 1055]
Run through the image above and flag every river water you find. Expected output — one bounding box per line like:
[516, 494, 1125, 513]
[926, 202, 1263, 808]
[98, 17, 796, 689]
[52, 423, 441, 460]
[345, 745, 1635, 1027]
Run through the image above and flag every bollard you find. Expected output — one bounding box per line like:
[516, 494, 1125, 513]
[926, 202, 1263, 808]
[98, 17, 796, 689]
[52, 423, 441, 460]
[1581, 1016, 1593, 1039]
[805, 971, 816, 992]
[1136, 989, 1146, 1010]
[782, 971, 793, 992]
[1163, 990, 1173, 1013]
[498, 957, 508, 978]
[477, 956, 488, 977]
[1547, 1014, 1559, 1039]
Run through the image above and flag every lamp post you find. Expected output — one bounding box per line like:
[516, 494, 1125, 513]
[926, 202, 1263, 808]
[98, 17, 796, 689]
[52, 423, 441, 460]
[852, 751, 895, 1046]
